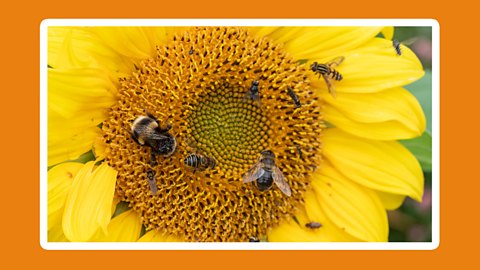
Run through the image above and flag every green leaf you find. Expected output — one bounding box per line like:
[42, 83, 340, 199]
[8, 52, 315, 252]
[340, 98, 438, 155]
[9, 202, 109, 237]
[111, 201, 131, 219]
[47, 150, 96, 171]
[399, 132, 432, 171]
[404, 69, 432, 134]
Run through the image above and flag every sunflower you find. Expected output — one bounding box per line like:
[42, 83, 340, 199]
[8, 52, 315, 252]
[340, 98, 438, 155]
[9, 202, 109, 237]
[47, 26, 425, 242]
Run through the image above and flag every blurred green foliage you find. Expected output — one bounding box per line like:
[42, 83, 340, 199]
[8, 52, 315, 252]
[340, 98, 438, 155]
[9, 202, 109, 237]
[389, 26, 433, 242]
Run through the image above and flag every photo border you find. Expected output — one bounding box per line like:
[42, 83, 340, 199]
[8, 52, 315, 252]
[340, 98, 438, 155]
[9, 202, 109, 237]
[40, 19, 439, 250]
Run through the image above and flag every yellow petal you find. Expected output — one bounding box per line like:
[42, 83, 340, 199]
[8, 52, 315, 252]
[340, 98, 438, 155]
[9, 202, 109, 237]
[111, 195, 120, 217]
[48, 127, 102, 167]
[48, 224, 69, 242]
[303, 189, 363, 242]
[323, 87, 426, 140]
[91, 209, 142, 242]
[62, 162, 118, 242]
[376, 191, 406, 211]
[268, 219, 330, 242]
[93, 136, 111, 162]
[48, 107, 108, 143]
[48, 162, 85, 231]
[382, 26, 394, 40]
[311, 38, 424, 94]
[48, 68, 117, 120]
[55, 29, 121, 88]
[90, 27, 157, 60]
[137, 230, 184, 242]
[312, 163, 389, 242]
[323, 128, 424, 201]
[48, 27, 135, 77]
[284, 27, 383, 60]
[292, 205, 331, 241]
[249, 27, 281, 38]
[268, 27, 312, 45]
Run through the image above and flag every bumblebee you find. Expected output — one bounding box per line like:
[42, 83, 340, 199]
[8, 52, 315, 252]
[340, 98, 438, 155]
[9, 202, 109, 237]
[287, 86, 302, 108]
[183, 138, 216, 183]
[305, 222, 322, 229]
[123, 105, 177, 167]
[242, 78, 261, 107]
[310, 56, 345, 99]
[242, 150, 291, 197]
[249, 236, 260, 242]
[392, 38, 417, 56]
[146, 169, 158, 195]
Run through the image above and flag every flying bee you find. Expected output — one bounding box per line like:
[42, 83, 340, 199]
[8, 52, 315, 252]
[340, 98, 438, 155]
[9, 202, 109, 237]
[183, 138, 216, 184]
[123, 105, 177, 167]
[146, 169, 158, 195]
[242, 150, 292, 197]
[287, 86, 302, 108]
[242, 78, 261, 107]
[310, 56, 345, 99]
[249, 236, 260, 242]
[305, 222, 322, 230]
[392, 38, 417, 56]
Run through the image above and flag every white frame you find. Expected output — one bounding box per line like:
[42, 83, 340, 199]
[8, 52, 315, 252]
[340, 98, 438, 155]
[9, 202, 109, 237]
[40, 19, 440, 250]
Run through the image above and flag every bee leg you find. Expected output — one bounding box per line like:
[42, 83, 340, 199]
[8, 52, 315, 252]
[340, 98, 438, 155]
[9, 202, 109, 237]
[164, 115, 172, 131]
[158, 115, 173, 133]
[202, 171, 206, 186]
[122, 125, 142, 146]
[139, 105, 160, 122]
[182, 168, 197, 181]
[245, 185, 254, 196]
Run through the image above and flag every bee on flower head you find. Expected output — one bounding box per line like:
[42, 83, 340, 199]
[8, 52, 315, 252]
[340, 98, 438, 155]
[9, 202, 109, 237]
[146, 169, 158, 195]
[122, 105, 177, 167]
[183, 137, 216, 184]
[243, 77, 262, 108]
[287, 86, 302, 108]
[242, 150, 291, 197]
[249, 236, 260, 242]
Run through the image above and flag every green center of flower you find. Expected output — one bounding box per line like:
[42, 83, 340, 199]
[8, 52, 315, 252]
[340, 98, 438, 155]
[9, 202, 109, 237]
[186, 82, 271, 175]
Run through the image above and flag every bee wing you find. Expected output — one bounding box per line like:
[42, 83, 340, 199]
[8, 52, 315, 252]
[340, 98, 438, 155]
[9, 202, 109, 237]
[272, 165, 292, 197]
[401, 37, 418, 46]
[327, 56, 345, 68]
[322, 74, 337, 99]
[149, 132, 168, 140]
[242, 162, 265, 183]
[254, 94, 262, 108]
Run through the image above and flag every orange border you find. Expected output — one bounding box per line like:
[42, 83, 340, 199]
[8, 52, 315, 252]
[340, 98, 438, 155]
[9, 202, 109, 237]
[3, 0, 470, 268]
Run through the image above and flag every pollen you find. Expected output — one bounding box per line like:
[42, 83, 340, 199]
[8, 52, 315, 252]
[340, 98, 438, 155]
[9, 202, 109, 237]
[101, 27, 325, 242]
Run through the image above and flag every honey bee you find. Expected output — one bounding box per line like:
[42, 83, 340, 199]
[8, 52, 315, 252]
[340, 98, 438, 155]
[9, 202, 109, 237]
[392, 38, 417, 56]
[123, 105, 177, 167]
[183, 138, 216, 183]
[242, 78, 261, 107]
[287, 86, 302, 108]
[305, 222, 322, 229]
[310, 56, 345, 99]
[249, 236, 260, 242]
[242, 150, 292, 196]
[146, 169, 158, 195]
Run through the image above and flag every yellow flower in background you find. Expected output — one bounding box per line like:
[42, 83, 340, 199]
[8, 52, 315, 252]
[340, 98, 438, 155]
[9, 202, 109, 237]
[47, 26, 425, 242]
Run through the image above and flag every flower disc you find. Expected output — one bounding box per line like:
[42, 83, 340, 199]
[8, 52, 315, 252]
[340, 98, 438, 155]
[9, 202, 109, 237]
[101, 27, 325, 241]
